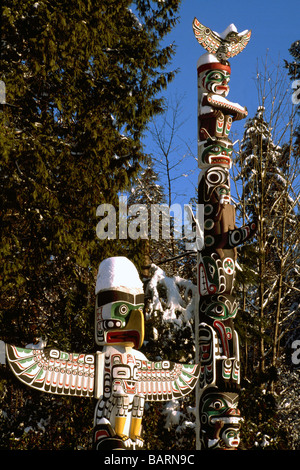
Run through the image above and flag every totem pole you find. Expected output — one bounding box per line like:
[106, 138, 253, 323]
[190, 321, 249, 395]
[3, 256, 200, 450]
[192, 18, 257, 450]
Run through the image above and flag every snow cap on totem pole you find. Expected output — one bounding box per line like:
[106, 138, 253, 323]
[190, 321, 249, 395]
[197, 52, 231, 76]
[95, 257, 145, 349]
[95, 256, 144, 295]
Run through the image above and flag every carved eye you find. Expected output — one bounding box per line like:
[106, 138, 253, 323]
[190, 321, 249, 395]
[211, 73, 222, 80]
[215, 305, 224, 315]
[208, 264, 215, 277]
[119, 304, 129, 315]
[211, 399, 224, 410]
[206, 168, 226, 185]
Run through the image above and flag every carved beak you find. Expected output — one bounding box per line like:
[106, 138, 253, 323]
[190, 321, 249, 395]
[106, 309, 144, 349]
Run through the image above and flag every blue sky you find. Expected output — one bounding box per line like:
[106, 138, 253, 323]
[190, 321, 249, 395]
[144, 0, 300, 205]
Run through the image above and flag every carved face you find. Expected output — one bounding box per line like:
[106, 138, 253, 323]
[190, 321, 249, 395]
[199, 138, 233, 169]
[111, 352, 139, 396]
[95, 290, 144, 349]
[221, 426, 241, 448]
[198, 66, 231, 97]
[201, 391, 241, 424]
[198, 254, 225, 296]
[200, 390, 242, 448]
[199, 250, 236, 296]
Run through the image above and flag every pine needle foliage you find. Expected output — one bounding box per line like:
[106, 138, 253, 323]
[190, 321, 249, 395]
[0, 0, 182, 449]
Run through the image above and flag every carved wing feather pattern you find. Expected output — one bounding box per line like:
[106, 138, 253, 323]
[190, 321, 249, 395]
[192, 17, 251, 59]
[192, 18, 221, 55]
[229, 30, 251, 57]
[136, 360, 200, 401]
[6, 344, 95, 397]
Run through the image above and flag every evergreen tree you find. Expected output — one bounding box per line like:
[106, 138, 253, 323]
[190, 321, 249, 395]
[0, 0, 181, 343]
[127, 157, 166, 276]
[237, 105, 298, 366]
[0, 0, 182, 449]
[235, 102, 300, 449]
[274, 40, 300, 450]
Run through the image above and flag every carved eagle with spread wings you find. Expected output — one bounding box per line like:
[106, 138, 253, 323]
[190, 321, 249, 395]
[4, 344, 200, 401]
[192, 17, 251, 62]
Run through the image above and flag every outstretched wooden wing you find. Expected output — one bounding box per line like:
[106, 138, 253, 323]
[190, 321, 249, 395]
[6, 344, 95, 397]
[192, 18, 221, 55]
[135, 359, 200, 401]
[229, 30, 251, 58]
[192, 17, 251, 60]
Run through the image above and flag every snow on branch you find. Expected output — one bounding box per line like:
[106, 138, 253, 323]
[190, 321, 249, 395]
[146, 264, 196, 328]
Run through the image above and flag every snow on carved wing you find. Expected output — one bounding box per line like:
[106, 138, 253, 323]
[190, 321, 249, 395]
[205, 93, 248, 121]
[6, 344, 95, 397]
[135, 359, 200, 401]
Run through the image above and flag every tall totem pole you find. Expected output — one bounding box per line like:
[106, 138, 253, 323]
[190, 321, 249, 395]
[192, 18, 257, 450]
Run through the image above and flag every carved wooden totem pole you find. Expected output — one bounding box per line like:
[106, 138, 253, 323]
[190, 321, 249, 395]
[3, 256, 200, 450]
[192, 18, 256, 450]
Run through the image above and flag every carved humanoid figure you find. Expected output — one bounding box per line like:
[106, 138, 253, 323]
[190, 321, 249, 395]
[3, 256, 200, 450]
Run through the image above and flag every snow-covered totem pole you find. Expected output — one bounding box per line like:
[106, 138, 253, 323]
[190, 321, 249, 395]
[3, 256, 200, 450]
[192, 18, 256, 450]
